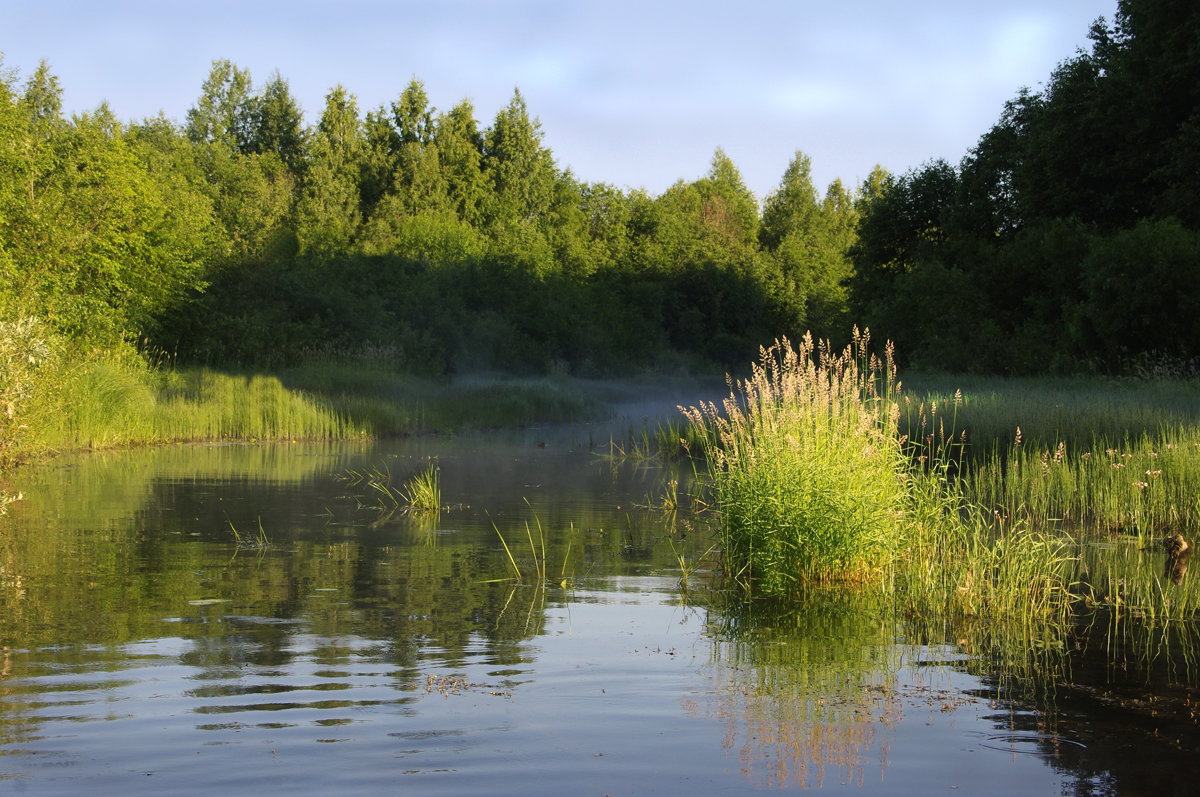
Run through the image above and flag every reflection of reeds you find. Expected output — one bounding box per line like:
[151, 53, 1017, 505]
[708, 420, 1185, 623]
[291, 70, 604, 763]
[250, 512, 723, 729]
[0, 490, 21, 515]
[696, 590, 905, 790]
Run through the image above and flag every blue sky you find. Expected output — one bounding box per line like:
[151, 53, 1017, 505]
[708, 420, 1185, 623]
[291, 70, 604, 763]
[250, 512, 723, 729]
[2, 0, 1117, 200]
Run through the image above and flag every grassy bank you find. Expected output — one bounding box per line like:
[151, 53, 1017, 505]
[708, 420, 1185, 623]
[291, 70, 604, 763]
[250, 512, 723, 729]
[0, 319, 606, 470]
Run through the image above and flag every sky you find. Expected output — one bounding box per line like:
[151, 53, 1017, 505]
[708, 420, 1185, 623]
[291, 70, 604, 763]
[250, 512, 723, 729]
[2, 0, 1118, 200]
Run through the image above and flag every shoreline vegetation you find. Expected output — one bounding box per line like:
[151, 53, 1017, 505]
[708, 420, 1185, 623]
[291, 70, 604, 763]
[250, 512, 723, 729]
[668, 332, 1200, 681]
[0, 316, 619, 473]
[3, 0, 1200, 674]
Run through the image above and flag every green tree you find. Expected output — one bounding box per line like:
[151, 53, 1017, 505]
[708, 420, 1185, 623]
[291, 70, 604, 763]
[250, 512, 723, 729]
[194, 146, 296, 266]
[433, 99, 488, 227]
[388, 79, 445, 215]
[185, 59, 253, 149]
[698, 147, 759, 252]
[759, 151, 820, 252]
[483, 88, 555, 228]
[359, 105, 398, 216]
[2, 90, 210, 339]
[240, 71, 306, 175]
[393, 78, 433, 146]
[21, 60, 63, 137]
[759, 153, 857, 337]
[295, 85, 363, 255]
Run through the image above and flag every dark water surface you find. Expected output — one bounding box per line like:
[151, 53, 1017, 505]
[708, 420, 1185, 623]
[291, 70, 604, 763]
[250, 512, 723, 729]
[2, 416, 1198, 794]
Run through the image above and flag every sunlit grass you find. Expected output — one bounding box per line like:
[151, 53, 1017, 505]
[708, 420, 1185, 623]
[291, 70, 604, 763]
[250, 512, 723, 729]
[492, 507, 574, 589]
[7, 347, 608, 465]
[400, 464, 441, 512]
[682, 330, 910, 592]
[680, 331, 1082, 631]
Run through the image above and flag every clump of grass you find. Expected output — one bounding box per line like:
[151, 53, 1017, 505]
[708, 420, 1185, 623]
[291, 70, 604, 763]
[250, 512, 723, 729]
[343, 462, 441, 512]
[400, 464, 441, 512]
[682, 330, 910, 593]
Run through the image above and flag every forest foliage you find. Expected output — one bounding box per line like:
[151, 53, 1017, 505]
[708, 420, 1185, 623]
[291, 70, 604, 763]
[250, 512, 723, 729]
[850, 0, 1200, 374]
[1, 56, 856, 377]
[1, 0, 1198, 386]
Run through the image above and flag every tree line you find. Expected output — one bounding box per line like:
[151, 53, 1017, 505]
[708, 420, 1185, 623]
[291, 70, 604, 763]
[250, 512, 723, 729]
[2, 0, 1197, 377]
[1, 56, 859, 375]
[850, 0, 1200, 373]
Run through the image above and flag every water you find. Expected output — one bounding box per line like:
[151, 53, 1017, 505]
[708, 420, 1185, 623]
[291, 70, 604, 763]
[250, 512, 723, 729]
[2, 419, 1198, 794]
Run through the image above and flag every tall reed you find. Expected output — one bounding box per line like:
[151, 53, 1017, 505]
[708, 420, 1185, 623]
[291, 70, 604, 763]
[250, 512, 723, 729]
[682, 330, 909, 592]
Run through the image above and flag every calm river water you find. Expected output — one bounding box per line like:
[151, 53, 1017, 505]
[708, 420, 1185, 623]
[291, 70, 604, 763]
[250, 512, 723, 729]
[2, 410, 1198, 794]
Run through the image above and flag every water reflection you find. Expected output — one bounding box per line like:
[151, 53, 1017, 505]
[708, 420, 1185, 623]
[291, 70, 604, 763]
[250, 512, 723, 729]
[1, 430, 1199, 794]
[696, 591, 904, 789]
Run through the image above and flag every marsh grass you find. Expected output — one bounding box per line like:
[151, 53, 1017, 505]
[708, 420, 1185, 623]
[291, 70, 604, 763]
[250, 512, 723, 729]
[400, 464, 441, 512]
[492, 508, 573, 588]
[900, 372, 1200, 457]
[227, 517, 271, 550]
[7, 346, 608, 466]
[342, 462, 441, 514]
[18, 355, 364, 456]
[677, 331, 1082, 640]
[899, 488, 1078, 625]
[1076, 539, 1200, 621]
[682, 330, 909, 592]
[606, 419, 713, 463]
[898, 371, 1200, 624]
[964, 428, 1200, 538]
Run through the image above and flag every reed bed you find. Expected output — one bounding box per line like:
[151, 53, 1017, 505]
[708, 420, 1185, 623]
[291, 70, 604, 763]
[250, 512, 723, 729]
[964, 427, 1200, 537]
[890, 370, 1200, 624]
[681, 331, 1080, 629]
